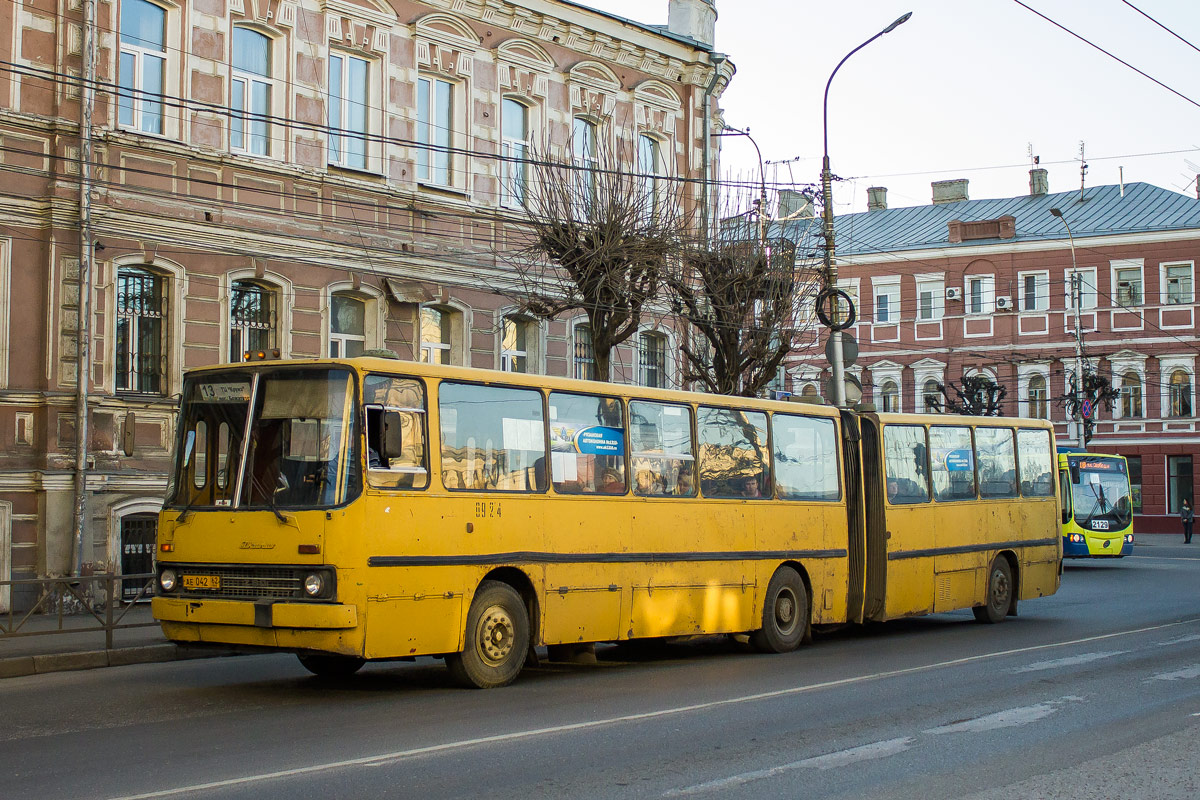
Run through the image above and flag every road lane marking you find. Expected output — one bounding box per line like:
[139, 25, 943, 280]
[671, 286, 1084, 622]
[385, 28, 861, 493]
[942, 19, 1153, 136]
[1012, 651, 1128, 672]
[1158, 634, 1200, 646]
[923, 696, 1079, 735]
[104, 616, 1200, 800]
[1147, 665, 1200, 682]
[663, 738, 915, 796]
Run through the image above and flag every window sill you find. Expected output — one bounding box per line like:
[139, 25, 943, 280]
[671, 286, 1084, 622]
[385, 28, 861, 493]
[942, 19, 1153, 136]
[417, 182, 469, 200]
[328, 163, 385, 182]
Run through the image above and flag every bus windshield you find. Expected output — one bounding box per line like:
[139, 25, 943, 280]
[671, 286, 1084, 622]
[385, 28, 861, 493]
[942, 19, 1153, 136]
[168, 368, 360, 510]
[1070, 457, 1132, 530]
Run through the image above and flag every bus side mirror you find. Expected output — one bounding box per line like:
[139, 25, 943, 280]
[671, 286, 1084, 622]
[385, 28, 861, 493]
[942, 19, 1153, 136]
[381, 410, 406, 461]
[1069, 463, 1080, 484]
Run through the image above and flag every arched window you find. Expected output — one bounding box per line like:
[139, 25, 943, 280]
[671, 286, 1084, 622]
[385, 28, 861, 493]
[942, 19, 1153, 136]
[500, 315, 531, 373]
[118, 0, 166, 134]
[801, 384, 820, 400]
[573, 117, 598, 201]
[501, 98, 530, 208]
[638, 331, 668, 388]
[573, 323, 596, 381]
[329, 293, 366, 357]
[1120, 371, 1143, 418]
[880, 380, 899, 413]
[1169, 370, 1193, 417]
[229, 280, 276, 361]
[1027, 374, 1048, 419]
[923, 379, 941, 413]
[231, 28, 273, 155]
[115, 266, 167, 393]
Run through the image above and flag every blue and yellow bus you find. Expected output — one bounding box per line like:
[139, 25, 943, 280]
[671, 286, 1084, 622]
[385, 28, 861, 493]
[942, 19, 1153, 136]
[1057, 449, 1134, 558]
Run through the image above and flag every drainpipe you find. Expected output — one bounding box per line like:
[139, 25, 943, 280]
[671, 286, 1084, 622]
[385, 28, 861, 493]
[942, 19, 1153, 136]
[73, 0, 97, 576]
[700, 53, 727, 238]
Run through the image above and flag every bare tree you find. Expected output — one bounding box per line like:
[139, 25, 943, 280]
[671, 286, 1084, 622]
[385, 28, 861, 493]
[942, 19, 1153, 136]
[493, 129, 683, 382]
[926, 374, 1008, 416]
[665, 191, 823, 397]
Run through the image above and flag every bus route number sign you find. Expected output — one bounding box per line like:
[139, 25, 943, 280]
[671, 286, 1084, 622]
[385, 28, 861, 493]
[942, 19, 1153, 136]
[475, 502, 501, 518]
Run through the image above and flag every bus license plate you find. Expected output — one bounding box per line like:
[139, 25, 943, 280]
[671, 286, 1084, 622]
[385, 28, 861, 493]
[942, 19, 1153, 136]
[1091, 520, 1109, 530]
[183, 575, 221, 590]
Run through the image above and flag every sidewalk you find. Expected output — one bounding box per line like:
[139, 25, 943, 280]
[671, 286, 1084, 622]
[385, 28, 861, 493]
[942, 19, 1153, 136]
[0, 602, 238, 679]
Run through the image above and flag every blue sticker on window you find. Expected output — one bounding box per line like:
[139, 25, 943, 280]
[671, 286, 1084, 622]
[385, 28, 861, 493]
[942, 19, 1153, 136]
[945, 449, 973, 471]
[575, 426, 624, 456]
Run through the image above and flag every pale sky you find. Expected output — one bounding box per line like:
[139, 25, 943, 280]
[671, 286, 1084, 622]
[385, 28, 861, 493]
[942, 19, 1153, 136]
[586, 0, 1200, 214]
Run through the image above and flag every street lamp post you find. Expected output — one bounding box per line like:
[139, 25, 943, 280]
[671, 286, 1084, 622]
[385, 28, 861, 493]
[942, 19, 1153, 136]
[821, 12, 912, 407]
[1050, 207, 1087, 447]
[719, 125, 768, 242]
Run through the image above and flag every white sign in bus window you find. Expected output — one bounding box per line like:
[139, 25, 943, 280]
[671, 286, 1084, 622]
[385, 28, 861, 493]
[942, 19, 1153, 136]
[551, 451, 578, 481]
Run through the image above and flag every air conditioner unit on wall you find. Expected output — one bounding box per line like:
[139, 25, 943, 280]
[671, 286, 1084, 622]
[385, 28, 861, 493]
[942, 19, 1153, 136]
[995, 296, 1013, 310]
[946, 287, 962, 301]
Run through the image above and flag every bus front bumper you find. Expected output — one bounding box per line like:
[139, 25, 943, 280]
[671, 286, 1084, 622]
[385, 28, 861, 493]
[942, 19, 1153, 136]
[1062, 534, 1134, 558]
[152, 596, 358, 629]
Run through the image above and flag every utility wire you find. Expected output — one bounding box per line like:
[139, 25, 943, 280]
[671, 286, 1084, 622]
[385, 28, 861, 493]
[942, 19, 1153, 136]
[1120, 0, 1200, 56]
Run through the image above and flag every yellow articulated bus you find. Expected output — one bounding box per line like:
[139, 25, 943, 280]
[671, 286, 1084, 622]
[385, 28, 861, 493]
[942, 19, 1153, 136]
[152, 358, 1062, 688]
[1057, 450, 1135, 558]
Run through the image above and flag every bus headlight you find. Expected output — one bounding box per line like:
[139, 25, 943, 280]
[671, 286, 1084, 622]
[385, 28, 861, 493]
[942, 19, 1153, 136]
[303, 572, 326, 598]
[159, 569, 178, 592]
[1124, 534, 1134, 543]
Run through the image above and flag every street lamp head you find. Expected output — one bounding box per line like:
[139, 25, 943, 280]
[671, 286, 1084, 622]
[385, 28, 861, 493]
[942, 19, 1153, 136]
[1049, 207, 1063, 218]
[882, 12, 913, 34]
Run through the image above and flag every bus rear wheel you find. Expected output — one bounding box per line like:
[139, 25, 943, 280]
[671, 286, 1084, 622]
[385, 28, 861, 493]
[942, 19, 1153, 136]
[973, 557, 1013, 624]
[297, 654, 366, 677]
[751, 566, 808, 653]
[447, 580, 529, 689]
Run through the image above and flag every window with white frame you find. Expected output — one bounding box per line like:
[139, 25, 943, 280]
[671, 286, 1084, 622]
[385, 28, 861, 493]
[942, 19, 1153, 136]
[1019, 271, 1049, 312]
[1169, 369, 1193, 417]
[1027, 374, 1048, 419]
[638, 331, 668, 388]
[836, 280, 859, 324]
[115, 267, 167, 393]
[1114, 264, 1144, 307]
[419, 305, 454, 365]
[573, 322, 596, 381]
[916, 276, 944, 321]
[879, 380, 900, 412]
[501, 98, 530, 208]
[966, 275, 995, 315]
[1163, 263, 1194, 305]
[1119, 371, 1143, 418]
[328, 52, 370, 170]
[417, 76, 454, 186]
[572, 117, 599, 202]
[922, 379, 941, 413]
[229, 280, 276, 362]
[1066, 268, 1098, 310]
[873, 279, 900, 323]
[500, 315, 531, 373]
[231, 28, 273, 156]
[637, 134, 665, 219]
[329, 293, 366, 357]
[118, 0, 167, 135]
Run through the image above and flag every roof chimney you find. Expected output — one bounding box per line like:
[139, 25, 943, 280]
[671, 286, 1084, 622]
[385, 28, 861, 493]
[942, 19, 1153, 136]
[668, 0, 716, 47]
[867, 186, 888, 211]
[1029, 168, 1048, 196]
[932, 179, 969, 205]
[776, 188, 814, 219]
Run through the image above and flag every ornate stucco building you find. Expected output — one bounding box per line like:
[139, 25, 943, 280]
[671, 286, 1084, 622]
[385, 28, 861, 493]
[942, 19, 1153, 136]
[0, 0, 733, 610]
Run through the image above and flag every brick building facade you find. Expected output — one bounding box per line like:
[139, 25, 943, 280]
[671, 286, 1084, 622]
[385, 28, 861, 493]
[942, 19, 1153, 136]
[0, 0, 732, 611]
[785, 172, 1200, 535]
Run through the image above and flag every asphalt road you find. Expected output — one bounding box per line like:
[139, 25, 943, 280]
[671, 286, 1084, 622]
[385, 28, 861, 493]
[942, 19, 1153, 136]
[3, 540, 1199, 800]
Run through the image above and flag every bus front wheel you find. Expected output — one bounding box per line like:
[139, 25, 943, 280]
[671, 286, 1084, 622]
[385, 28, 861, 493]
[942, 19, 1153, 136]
[973, 558, 1013, 624]
[448, 580, 529, 689]
[751, 566, 808, 653]
[297, 654, 366, 677]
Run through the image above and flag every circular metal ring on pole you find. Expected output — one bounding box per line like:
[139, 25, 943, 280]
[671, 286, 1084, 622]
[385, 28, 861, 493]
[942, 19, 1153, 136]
[815, 288, 857, 331]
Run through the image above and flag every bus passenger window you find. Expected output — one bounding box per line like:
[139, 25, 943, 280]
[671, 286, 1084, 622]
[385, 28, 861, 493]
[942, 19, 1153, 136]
[363, 375, 428, 490]
[440, 382, 546, 492]
[883, 425, 930, 504]
[929, 426, 975, 501]
[698, 407, 769, 499]
[549, 392, 626, 494]
[1017, 428, 1055, 496]
[773, 414, 839, 501]
[976, 427, 1018, 498]
[630, 401, 695, 497]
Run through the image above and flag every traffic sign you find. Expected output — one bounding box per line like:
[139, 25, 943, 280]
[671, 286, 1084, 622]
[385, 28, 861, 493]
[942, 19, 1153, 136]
[824, 331, 859, 368]
[1081, 399, 1093, 419]
[826, 373, 863, 405]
